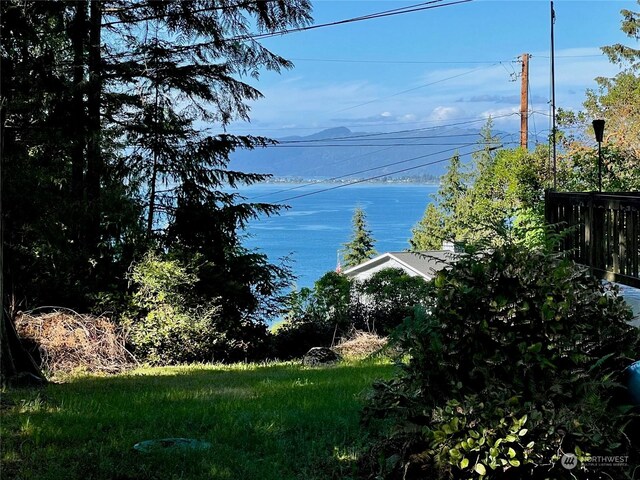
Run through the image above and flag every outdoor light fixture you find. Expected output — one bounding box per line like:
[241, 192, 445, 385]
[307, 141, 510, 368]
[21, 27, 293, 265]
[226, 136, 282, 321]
[592, 119, 605, 192]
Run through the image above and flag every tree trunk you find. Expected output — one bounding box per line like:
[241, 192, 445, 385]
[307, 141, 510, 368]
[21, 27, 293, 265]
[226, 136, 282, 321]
[146, 80, 160, 239]
[85, 0, 102, 253]
[0, 49, 44, 387]
[0, 311, 45, 387]
[70, 0, 87, 244]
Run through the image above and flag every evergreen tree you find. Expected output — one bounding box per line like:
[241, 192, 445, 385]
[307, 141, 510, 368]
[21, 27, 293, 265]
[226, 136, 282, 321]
[436, 152, 466, 217]
[1, 0, 314, 376]
[409, 152, 466, 250]
[1, 0, 312, 308]
[409, 203, 444, 251]
[408, 125, 549, 252]
[1, 1, 73, 383]
[342, 207, 377, 268]
[102, 1, 313, 326]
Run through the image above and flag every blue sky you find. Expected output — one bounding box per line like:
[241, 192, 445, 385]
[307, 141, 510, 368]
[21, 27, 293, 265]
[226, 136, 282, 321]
[227, 0, 635, 139]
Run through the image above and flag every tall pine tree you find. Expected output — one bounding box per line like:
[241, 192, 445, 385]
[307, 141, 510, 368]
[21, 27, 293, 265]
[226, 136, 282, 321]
[409, 203, 444, 251]
[409, 152, 466, 250]
[342, 207, 377, 268]
[1, 0, 314, 379]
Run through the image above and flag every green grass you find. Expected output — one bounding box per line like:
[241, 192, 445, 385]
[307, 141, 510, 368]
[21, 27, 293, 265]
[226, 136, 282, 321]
[1, 359, 395, 480]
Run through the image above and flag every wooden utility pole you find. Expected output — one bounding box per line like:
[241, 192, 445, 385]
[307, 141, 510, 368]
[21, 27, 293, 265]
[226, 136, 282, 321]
[550, 1, 557, 189]
[520, 53, 530, 150]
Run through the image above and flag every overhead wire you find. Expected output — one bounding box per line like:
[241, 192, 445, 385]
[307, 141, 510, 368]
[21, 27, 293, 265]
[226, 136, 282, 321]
[224, 112, 522, 136]
[278, 132, 487, 144]
[289, 57, 506, 65]
[245, 0, 473, 42]
[528, 71, 538, 145]
[248, 137, 510, 201]
[271, 144, 508, 203]
[264, 142, 495, 148]
[100, 0, 473, 62]
[252, 133, 442, 195]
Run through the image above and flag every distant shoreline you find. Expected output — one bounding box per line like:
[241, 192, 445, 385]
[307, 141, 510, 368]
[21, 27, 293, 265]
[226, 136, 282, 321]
[261, 176, 440, 186]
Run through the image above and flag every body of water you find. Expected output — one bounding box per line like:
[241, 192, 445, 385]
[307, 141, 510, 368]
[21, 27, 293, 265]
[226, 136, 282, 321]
[236, 182, 640, 323]
[237, 183, 438, 288]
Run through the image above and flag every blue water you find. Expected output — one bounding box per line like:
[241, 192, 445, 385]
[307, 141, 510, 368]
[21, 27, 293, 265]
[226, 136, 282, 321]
[237, 183, 439, 288]
[235, 183, 640, 326]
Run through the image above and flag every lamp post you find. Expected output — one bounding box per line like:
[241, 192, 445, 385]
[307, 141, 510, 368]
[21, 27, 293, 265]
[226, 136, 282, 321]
[592, 119, 605, 192]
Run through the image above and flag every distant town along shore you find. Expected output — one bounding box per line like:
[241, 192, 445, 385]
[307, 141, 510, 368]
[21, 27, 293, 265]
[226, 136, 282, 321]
[263, 175, 440, 185]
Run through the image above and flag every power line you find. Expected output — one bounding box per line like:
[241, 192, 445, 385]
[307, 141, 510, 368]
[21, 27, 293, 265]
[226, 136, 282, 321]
[289, 57, 505, 65]
[248, 140, 507, 201]
[101, 0, 473, 62]
[278, 132, 487, 144]
[226, 112, 521, 135]
[264, 142, 497, 148]
[527, 67, 538, 145]
[253, 136, 435, 194]
[535, 54, 604, 59]
[245, 1, 473, 42]
[250, 143, 477, 200]
[273, 144, 504, 203]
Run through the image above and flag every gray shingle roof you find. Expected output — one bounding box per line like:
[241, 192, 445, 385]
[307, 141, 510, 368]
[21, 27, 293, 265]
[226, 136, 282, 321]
[343, 250, 460, 279]
[389, 251, 459, 278]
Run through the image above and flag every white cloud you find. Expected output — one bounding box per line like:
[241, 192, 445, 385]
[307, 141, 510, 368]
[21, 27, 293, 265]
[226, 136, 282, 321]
[226, 46, 623, 137]
[429, 106, 465, 123]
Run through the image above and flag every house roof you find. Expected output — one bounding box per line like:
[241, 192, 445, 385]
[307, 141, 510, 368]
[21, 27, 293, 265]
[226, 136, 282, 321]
[342, 250, 459, 280]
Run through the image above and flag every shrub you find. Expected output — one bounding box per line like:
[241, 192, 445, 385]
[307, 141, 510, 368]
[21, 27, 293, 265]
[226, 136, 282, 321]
[360, 242, 639, 479]
[271, 319, 335, 360]
[273, 273, 362, 359]
[275, 268, 432, 359]
[358, 268, 432, 335]
[126, 252, 270, 364]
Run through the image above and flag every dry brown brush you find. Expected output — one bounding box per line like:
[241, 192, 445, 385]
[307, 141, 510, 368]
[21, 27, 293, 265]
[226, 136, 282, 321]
[333, 330, 388, 359]
[15, 309, 136, 375]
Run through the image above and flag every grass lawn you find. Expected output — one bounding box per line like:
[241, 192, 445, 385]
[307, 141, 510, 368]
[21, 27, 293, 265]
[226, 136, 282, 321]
[1, 359, 395, 480]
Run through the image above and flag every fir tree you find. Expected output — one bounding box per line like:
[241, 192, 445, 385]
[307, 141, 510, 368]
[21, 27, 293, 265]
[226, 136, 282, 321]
[342, 207, 377, 268]
[1, 0, 314, 378]
[409, 203, 444, 251]
[436, 152, 467, 217]
[409, 152, 465, 250]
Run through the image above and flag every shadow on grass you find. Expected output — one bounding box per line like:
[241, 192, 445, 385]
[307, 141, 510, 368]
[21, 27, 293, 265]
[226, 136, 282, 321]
[2, 360, 396, 480]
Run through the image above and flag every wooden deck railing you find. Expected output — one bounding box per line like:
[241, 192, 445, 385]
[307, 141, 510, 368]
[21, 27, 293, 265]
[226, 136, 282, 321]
[545, 192, 640, 288]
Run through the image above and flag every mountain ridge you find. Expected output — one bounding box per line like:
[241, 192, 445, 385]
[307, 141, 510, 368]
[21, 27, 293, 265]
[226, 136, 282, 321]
[229, 126, 511, 180]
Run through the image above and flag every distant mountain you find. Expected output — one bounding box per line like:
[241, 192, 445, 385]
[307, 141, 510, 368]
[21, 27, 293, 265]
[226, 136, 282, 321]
[229, 126, 507, 181]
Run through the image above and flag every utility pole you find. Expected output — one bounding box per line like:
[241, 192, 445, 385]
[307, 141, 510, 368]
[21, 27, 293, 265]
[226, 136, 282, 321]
[520, 53, 530, 150]
[550, 1, 557, 189]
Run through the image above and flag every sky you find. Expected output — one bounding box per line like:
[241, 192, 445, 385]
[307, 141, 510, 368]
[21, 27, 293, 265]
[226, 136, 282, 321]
[226, 0, 636, 140]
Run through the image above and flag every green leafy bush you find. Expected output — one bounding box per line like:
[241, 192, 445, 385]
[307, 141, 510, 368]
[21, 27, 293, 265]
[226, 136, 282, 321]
[126, 252, 270, 364]
[273, 273, 357, 359]
[360, 242, 639, 479]
[358, 268, 432, 335]
[274, 269, 428, 359]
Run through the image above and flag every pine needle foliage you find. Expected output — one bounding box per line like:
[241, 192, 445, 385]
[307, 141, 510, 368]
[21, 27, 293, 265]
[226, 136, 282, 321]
[342, 207, 378, 268]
